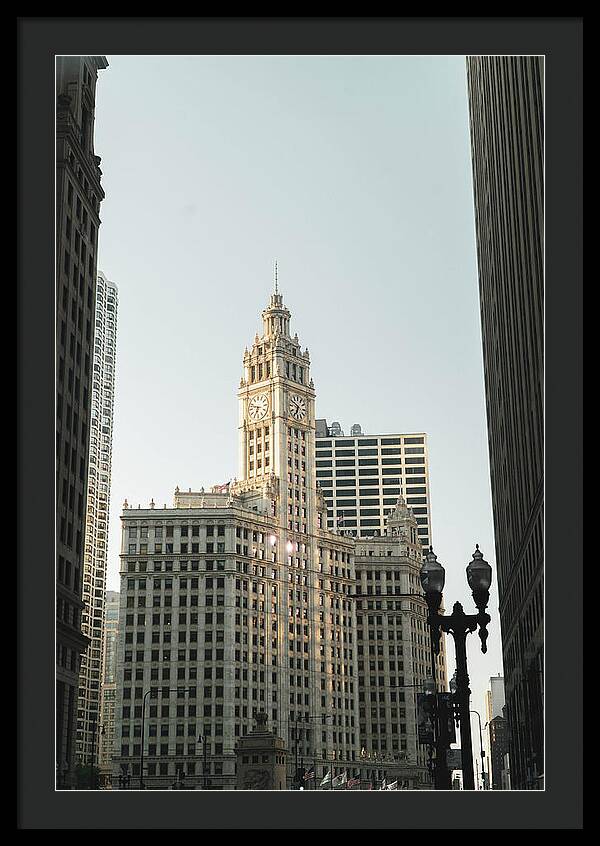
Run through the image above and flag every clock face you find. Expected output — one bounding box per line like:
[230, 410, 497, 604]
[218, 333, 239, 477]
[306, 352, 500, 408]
[248, 393, 269, 421]
[289, 394, 307, 421]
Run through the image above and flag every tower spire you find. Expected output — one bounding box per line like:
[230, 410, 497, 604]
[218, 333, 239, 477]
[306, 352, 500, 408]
[274, 259, 278, 295]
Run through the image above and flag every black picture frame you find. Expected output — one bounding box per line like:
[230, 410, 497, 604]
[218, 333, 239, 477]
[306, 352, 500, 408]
[18, 16, 582, 830]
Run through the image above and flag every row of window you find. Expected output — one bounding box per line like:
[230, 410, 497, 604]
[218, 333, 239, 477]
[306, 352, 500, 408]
[128, 525, 226, 538]
[316, 437, 424, 447]
[318, 449, 424, 459]
[127, 542, 226, 554]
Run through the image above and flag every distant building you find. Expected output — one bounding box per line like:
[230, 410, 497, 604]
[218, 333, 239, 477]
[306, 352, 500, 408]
[485, 674, 505, 723]
[315, 421, 432, 547]
[488, 713, 510, 790]
[484, 674, 507, 789]
[467, 55, 544, 789]
[56, 54, 108, 789]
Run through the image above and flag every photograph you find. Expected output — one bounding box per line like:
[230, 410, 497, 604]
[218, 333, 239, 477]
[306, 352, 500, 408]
[54, 51, 542, 795]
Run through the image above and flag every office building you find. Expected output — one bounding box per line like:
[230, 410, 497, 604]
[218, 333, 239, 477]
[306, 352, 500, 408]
[484, 674, 506, 724]
[112, 285, 444, 789]
[98, 590, 120, 786]
[488, 711, 510, 790]
[112, 289, 357, 789]
[315, 420, 432, 547]
[355, 497, 446, 788]
[76, 272, 119, 771]
[484, 674, 507, 790]
[56, 55, 108, 788]
[467, 55, 544, 789]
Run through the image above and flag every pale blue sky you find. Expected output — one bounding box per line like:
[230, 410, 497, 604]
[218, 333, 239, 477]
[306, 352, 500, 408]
[94, 54, 502, 738]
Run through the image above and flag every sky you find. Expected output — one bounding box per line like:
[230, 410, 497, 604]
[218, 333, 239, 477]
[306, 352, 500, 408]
[94, 54, 503, 752]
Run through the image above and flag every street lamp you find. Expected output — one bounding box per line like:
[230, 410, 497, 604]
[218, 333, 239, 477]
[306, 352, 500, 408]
[419, 545, 492, 791]
[139, 689, 153, 790]
[198, 730, 209, 790]
[118, 767, 131, 790]
[140, 686, 195, 790]
[419, 548, 453, 790]
[89, 716, 105, 790]
[291, 714, 332, 789]
[470, 710, 488, 790]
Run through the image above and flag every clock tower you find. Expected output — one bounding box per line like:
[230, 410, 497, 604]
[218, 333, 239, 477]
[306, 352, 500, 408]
[237, 276, 317, 539]
[235, 272, 357, 772]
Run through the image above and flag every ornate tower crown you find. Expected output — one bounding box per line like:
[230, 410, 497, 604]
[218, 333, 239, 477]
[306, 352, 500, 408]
[259, 260, 292, 340]
[385, 495, 417, 531]
[261, 292, 291, 339]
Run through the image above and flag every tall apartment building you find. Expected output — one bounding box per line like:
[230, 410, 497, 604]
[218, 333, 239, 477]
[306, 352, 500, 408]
[99, 590, 120, 785]
[467, 55, 544, 789]
[56, 55, 108, 788]
[76, 272, 119, 770]
[112, 287, 442, 789]
[315, 420, 432, 548]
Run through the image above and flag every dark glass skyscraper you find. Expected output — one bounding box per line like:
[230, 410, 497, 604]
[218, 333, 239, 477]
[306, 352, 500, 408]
[56, 56, 108, 788]
[466, 55, 544, 789]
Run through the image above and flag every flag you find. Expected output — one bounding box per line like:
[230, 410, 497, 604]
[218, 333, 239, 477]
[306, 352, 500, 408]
[304, 769, 315, 781]
[360, 747, 367, 759]
[319, 771, 332, 788]
[379, 778, 387, 790]
[367, 782, 373, 791]
[332, 772, 347, 788]
[346, 776, 361, 789]
[386, 780, 398, 790]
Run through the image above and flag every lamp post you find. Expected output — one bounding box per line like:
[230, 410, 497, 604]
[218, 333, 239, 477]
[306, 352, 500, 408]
[198, 730, 209, 789]
[118, 767, 131, 790]
[419, 545, 492, 791]
[139, 689, 153, 790]
[89, 716, 105, 790]
[140, 686, 195, 790]
[470, 711, 487, 790]
[291, 713, 332, 789]
[419, 548, 450, 789]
